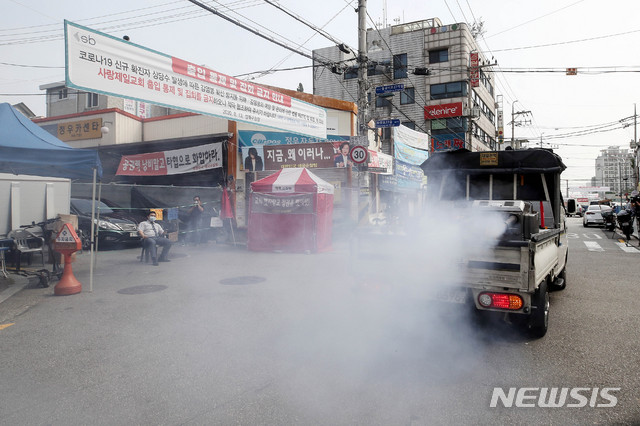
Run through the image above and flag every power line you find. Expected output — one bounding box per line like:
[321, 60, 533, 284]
[488, 27, 640, 53]
[485, 0, 586, 40]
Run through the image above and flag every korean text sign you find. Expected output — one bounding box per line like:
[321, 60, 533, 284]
[116, 142, 223, 176]
[64, 21, 327, 139]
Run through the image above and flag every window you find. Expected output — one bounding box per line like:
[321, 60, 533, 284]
[57, 88, 68, 100]
[393, 53, 407, 79]
[86, 92, 99, 108]
[430, 117, 467, 135]
[400, 87, 415, 105]
[344, 66, 358, 80]
[401, 121, 416, 130]
[429, 48, 448, 64]
[376, 95, 391, 108]
[430, 81, 467, 100]
[368, 61, 390, 76]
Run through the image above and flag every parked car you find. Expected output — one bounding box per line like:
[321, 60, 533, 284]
[70, 198, 141, 250]
[583, 204, 611, 227]
[576, 204, 584, 217]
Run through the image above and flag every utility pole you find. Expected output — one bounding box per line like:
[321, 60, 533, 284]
[357, 0, 368, 138]
[510, 101, 531, 149]
[634, 103, 638, 189]
[618, 161, 622, 205]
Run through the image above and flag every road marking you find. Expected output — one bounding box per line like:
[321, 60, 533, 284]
[615, 242, 639, 253]
[584, 241, 604, 252]
[0, 323, 15, 331]
[583, 233, 602, 239]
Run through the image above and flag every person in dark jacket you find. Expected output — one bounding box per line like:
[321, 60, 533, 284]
[244, 147, 263, 171]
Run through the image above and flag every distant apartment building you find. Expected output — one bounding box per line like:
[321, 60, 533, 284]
[312, 18, 498, 154]
[593, 146, 634, 196]
[39, 82, 181, 119]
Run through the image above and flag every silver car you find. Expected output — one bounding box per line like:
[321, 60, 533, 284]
[582, 205, 611, 227]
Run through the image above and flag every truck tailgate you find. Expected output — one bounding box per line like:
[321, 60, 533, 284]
[464, 244, 528, 290]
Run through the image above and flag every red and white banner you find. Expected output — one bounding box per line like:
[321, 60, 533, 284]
[424, 102, 463, 119]
[470, 52, 480, 88]
[116, 142, 222, 176]
[367, 150, 393, 174]
[65, 21, 327, 139]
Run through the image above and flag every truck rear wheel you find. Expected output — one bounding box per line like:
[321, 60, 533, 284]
[529, 279, 549, 338]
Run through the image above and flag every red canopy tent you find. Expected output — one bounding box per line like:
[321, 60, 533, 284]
[248, 168, 334, 252]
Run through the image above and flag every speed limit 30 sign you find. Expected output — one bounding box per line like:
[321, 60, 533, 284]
[349, 145, 368, 164]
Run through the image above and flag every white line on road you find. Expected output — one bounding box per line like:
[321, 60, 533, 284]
[584, 241, 604, 252]
[615, 242, 639, 253]
[582, 233, 602, 239]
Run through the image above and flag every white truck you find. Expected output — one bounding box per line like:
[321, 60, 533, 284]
[421, 148, 568, 337]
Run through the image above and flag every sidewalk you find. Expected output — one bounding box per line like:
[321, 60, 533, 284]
[0, 271, 38, 305]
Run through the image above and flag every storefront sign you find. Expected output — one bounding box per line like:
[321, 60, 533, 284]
[367, 150, 393, 175]
[431, 133, 466, 152]
[116, 142, 222, 176]
[480, 152, 499, 166]
[57, 118, 103, 141]
[424, 102, 463, 119]
[65, 20, 327, 139]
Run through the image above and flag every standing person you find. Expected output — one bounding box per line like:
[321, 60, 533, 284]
[334, 142, 351, 168]
[187, 195, 204, 245]
[244, 147, 263, 171]
[138, 211, 172, 266]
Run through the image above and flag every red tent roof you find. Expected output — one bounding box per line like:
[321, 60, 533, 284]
[251, 168, 334, 194]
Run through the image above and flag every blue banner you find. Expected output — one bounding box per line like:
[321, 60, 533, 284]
[393, 140, 429, 165]
[378, 160, 423, 192]
[239, 130, 349, 171]
[238, 130, 348, 148]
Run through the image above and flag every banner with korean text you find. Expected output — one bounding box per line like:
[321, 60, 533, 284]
[64, 21, 327, 139]
[393, 124, 430, 150]
[263, 142, 337, 170]
[116, 143, 222, 176]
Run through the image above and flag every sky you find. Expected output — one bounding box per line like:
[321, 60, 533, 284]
[2, 0, 639, 186]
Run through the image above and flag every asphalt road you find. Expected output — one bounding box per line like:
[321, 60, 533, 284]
[0, 219, 639, 425]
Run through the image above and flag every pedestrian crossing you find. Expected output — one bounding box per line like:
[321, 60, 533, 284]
[567, 233, 640, 253]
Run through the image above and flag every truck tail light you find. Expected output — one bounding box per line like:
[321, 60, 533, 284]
[478, 292, 523, 310]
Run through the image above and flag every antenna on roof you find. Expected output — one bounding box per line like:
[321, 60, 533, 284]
[383, 0, 387, 27]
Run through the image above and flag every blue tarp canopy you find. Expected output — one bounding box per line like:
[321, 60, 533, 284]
[0, 103, 102, 180]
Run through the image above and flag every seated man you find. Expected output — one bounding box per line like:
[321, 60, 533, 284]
[138, 211, 172, 266]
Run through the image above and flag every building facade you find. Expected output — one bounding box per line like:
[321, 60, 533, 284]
[312, 18, 497, 154]
[34, 82, 358, 229]
[593, 146, 635, 197]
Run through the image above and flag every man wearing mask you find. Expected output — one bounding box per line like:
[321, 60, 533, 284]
[138, 211, 172, 266]
[187, 195, 205, 244]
